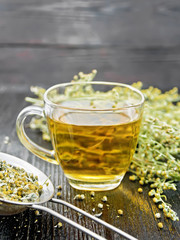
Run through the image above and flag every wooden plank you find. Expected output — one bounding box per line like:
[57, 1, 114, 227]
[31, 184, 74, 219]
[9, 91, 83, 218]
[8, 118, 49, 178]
[0, 47, 180, 92]
[0, 0, 180, 47]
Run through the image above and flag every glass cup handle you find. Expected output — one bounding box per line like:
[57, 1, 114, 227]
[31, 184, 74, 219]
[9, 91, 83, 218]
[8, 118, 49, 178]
[16, 105, 58, 165]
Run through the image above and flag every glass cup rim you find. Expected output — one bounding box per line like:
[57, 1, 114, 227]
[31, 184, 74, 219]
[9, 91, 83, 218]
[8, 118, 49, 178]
[44, 81, 145, 111]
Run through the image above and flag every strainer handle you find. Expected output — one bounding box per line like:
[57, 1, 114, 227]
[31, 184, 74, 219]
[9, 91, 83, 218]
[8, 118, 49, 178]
[16, 105, 58, 165]
[30, 204, 106, 240]
[51, 198, 138, 240]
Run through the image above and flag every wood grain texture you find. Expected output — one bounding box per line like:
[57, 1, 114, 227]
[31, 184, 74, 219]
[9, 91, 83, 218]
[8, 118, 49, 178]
[0, 76, 179, 240]
[0, 47, 180, 92]
[0, 0, 180, 47]
[0, 0, 180, 239]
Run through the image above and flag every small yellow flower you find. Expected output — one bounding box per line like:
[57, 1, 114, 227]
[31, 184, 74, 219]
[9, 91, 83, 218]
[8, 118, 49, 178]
[157, 222, 163, 229]
[57, 192, 61, 198]
[117, 209, 123, 215]
[98, 203, 103, 209]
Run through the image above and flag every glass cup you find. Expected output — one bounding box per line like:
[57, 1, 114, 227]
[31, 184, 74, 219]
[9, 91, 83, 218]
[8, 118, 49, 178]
[16, 82, 144, 191]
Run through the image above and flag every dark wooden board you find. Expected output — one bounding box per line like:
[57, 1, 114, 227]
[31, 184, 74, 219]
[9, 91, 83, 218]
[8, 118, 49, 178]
[0, 74, 179, 240]
[0, 0, 180, 239]
[0, 47, 180, 92]
[0, 0, 180, 48]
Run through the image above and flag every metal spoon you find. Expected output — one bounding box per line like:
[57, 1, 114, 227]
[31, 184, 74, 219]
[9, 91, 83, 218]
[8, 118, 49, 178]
[0, 152, 137, 240]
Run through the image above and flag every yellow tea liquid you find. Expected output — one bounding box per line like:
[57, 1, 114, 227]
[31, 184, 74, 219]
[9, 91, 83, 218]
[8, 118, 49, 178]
[47, 99, 141, 190]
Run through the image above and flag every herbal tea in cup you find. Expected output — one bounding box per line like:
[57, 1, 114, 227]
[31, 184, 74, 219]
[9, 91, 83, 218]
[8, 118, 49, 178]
[16, 78, 144, 191]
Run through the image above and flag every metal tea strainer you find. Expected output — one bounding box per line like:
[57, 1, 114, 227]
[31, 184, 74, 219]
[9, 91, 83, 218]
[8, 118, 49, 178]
[0, 152, 137, 240]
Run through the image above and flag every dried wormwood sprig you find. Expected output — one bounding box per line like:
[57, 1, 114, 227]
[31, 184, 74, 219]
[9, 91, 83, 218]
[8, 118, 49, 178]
[129, 83, 180, 221]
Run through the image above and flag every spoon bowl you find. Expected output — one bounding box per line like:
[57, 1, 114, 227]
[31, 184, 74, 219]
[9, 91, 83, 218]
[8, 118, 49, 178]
[0, 152, 54, 215]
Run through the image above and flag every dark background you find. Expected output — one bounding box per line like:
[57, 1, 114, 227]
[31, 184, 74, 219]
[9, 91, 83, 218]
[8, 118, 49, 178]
[0, 1, 180, 240]
[0, 0, 180, 91]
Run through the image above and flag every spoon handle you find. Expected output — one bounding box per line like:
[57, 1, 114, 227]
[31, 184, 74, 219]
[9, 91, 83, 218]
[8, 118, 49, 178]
[31, 204, 106, 240]
[51, 198, 138, 240]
